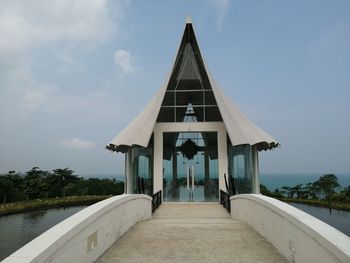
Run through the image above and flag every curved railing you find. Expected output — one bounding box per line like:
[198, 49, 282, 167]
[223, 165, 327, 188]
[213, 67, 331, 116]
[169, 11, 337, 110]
[231, 194, 350, 263]
[3, 194, 152, 263]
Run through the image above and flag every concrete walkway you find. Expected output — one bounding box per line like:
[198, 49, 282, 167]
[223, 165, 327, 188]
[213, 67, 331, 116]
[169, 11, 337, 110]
[97, 203, 287, 263]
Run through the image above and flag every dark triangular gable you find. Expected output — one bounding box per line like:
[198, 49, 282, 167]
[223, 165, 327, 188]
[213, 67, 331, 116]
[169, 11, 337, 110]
[157, 23, 222, 123]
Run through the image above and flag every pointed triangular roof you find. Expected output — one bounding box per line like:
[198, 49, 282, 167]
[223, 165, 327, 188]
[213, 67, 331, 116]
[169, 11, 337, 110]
[107, 19, 278, 153]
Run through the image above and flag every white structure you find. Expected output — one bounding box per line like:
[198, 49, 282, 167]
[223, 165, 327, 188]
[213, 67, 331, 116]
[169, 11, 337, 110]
[3, 195, 152, 263]
[4, 194, 350, 263]
[107, 18, 278, 201]
[231, 194, 350, 263]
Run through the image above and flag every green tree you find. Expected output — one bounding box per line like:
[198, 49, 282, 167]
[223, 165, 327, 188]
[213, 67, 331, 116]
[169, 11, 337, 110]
[23, 167, 49, 199]
[52, 168, 77, 182]
[260, 184, 283, 198]
[331, 192, 347, 202]
[314, 174, 340, 208]
[260, 184, 272, 196]
[3, 167, 124, 200]
[0, 171, 26, 202]
[338, 186, 350, 203]
[305, 182, 320, 200]
[281, 186, 293, 198]
[62, 183, 79, 196]
[46, 173, 64, 197]
[6, 170, 25, 201]
[0, 175, 14, 203]
[291, 184, 305, 199]
[47, 168, 77, 197]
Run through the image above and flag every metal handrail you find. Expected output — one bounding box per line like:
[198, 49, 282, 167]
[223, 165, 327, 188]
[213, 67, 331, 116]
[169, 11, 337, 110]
[220, 190, 231, 213]
[137, 177, 145, 194]
[224, 173, 235, 196]
[152, 190, 162, 213]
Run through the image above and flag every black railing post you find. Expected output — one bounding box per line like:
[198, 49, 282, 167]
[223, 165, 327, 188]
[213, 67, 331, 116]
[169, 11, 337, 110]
[141, 178, 145, 194]
[220, 190, 231, 213]
[224, 173, 229, 194]
[152, 190, 162, 213]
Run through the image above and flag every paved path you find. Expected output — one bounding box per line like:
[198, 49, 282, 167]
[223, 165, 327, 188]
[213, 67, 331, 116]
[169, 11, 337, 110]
[97, 203, 287, 263]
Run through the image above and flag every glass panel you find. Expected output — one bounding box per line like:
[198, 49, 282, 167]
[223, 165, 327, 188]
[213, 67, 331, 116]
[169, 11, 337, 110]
[176, 43, 202, 81]
[174, 104, 204, 122]
[204, 90, 216, 105]
[229, 145, 253, 194]
[163, 132, 218, 201]
[157, 107, 175, 122]
[132, 146, 153, 195]
[176, 80, 203, 90]
[205, 106, 222, 121]
[163, 150, 178, 199]
[204, 150, 219, 201]
[162, 92, 174, 106]
[175, 90, 203, 106]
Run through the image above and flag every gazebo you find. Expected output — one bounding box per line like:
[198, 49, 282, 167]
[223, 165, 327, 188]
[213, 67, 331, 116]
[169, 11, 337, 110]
[106, 17, 278, 202]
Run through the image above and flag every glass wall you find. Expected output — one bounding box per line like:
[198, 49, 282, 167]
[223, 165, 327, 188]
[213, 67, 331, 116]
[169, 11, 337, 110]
[228, 144, 256, 194]
[130, 140, 153, 195]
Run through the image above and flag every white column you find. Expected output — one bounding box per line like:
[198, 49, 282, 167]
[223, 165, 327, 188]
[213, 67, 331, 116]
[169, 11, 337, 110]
[124, 153, 127, 194]
[252, 146, 260, 194]
[125, 148, 133, 194]
[153, 128, 163, 195]
[218, 125, 228, 193]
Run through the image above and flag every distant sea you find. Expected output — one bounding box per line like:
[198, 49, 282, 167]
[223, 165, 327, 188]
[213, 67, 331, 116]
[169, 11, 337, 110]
[83, 173, 350, 192]
[260, 173, 350, 191]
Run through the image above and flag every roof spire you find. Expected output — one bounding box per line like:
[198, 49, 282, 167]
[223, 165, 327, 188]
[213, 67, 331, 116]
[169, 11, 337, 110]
[185, 15, 192, 24]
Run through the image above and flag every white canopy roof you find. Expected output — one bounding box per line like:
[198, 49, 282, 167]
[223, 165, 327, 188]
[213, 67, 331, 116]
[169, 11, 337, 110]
[107, 19, 278, 153]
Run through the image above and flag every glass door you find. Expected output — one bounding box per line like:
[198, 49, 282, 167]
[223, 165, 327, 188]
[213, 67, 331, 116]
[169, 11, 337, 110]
[179, 151, 203, 201]
[163, 132, 218, 202]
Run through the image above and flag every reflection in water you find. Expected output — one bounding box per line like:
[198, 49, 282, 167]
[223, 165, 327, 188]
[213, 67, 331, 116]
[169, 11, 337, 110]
[289, 203, 350, 236]
[0, 206, 86, 261]
[23, 210, 47, 220]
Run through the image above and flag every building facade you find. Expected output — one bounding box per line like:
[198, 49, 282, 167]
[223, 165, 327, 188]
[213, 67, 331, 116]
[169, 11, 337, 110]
[107, 18, 278, 202]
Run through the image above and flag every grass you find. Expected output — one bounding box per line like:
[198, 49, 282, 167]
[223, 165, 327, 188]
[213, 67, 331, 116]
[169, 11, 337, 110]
[276, 197, 350, 211]
[0, 195, 112, 216]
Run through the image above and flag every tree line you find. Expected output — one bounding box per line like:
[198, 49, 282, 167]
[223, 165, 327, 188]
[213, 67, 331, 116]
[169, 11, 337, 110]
[261, 174, 350, 207]
[0, 167, 124, 203]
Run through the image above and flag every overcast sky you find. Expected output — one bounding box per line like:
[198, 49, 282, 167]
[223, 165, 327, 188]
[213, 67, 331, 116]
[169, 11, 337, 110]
[0, 0, 349, 177]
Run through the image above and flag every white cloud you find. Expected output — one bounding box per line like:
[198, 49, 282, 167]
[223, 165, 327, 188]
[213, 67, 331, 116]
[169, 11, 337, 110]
[1, 64, 57, 112]
[0, 0, 118, 55]
[0, 61, 124, 117]
[0, 0, 129, 116]
[209, 0, 230, 31]
[59, 138, 96, 149]
[24, 89, 48, 111]
[113, 49, 136, 74]
[55, 51, 88, 74]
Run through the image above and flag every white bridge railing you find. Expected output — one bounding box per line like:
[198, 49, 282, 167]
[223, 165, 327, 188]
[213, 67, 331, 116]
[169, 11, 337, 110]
[3, 194, 152, 263]
[5, 193, 350, 263]
[231, 194, 350, 263]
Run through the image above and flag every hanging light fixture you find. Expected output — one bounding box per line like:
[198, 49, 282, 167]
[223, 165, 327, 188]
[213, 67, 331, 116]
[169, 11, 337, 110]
[180, 139, 198, 160]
